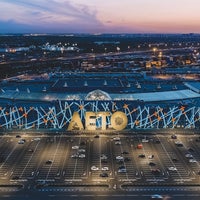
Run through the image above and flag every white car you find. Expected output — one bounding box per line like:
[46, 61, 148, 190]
[116, 156, 124, 160]
[71, 154, 79, 158]
[18, 140, 25, 144]
[113, 137, 120, 141]
[72, 146, 79, 150]
[78, 149, 86, 153]
[78, 154, 86, 158]
[189, 159, 197, 163]
[148, 155, 154, 159]
[175, 141, 183, 146]
[115, 141, 121, 145]
[151, 194, 163, 199]
[118, 168, 127, 173]
[168, 167, 177, 171]
[185, 154, 193, 158]
[142, 139, 149, 143]
[34, 138, 41, 141]
[102, 167, 109, 171]
[100, 154, 108, 160]
[91, 166, 99, 171]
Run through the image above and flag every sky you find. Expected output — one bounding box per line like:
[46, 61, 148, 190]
[1, 0, 200, 34]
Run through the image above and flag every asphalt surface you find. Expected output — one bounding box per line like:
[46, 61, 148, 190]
[1, 131, 200, 199]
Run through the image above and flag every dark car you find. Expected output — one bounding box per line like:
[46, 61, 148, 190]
[94, 135, 100, 138]
[45, 160, 53, 165]
[80, 141, 86, 146]
[172, 158, 178, 162]
[151, 169, 161, 175]
[100, 173, 108, 177]
[12, 176, 19, 180]
[118, 165, 126, 170]
[176, 143, 183, 147]
[196, 138, 200, 142]
[138, 154, 145, 158]
[124, 157, 131, 162]
[28, 149, 34, 153]
[149, 162, 156, 166]
[188, 147, 195, 152]
[16, 135, 21, 138]
[121, 151, 129, 155]
[171, 134, 177, 139]
[116, 160, 124, 164]
[101, 159, 108, 163]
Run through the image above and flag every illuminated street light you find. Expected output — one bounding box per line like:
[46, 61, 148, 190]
[158, 51, 162, 59]
[153, 48, 157, 56]
[61, 47, 64, 54]
[116, 46, 120, 53]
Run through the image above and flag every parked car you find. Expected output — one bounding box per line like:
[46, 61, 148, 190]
[45, 160, 53, 165]
[100, 173, 108, 177]
[189, 159, 197, 163]
[151, 168, 161, 175]
[171, 134, 177, 139]
[72, 146, 79, 150]
[102, 167, 109, 171]
[91, 166, 99, 171]
[149, 162, 156, 166]
[138, 154, 145, 158]
[151, 194, 163, 199]
[168, 167, 177, 171]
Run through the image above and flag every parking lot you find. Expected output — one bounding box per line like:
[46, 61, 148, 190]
[0, 132, 200, 191]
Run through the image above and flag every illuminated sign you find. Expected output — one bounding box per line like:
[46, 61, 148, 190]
[67, 111, 128, 131]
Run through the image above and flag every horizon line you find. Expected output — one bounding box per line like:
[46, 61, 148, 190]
[0, 32, 200, 36]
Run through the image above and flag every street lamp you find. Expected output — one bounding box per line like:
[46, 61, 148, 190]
[60, 46, 64, 54]
[158, 51, 162, 59]
[116, 47, 120, 53]
[153, 48, 157, 56]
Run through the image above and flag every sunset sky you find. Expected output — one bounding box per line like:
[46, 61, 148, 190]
[1, 0, 200, 33]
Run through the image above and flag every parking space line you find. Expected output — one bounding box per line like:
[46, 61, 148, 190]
[72, 137, 82, 181]
[46, 134, 63, 180]
[19, 140, 41, 178]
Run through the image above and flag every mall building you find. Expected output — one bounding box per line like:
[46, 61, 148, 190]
[0, 73, 199, 130]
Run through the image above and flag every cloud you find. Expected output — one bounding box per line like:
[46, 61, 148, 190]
[106, 21, 112, 24]
[0, 0, 104, 33]
[1, 0, 200, 33]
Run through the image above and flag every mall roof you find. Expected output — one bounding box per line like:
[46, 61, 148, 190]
[0, 89, 199, 102]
